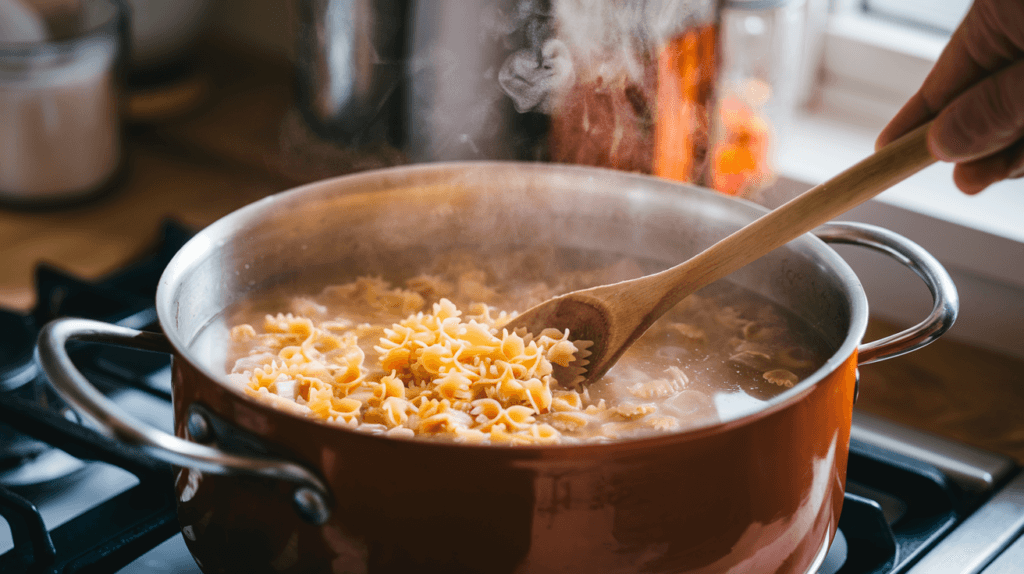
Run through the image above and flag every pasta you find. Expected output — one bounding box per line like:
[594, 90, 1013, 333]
[228, 296, 600, 444]
[225, 254, 829, 445]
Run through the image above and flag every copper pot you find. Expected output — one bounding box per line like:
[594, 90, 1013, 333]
[37, 162, 957, 574]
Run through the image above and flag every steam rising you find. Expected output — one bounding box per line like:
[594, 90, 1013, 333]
[406, 0, 716, 163]
[552, 0, 708, 85]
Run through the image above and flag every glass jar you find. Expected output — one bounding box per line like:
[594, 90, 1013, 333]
[0, 0, 128, 207]
[712, 0, 806, 197]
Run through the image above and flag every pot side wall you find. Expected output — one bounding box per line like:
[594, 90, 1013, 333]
[171, 348, 855, 574]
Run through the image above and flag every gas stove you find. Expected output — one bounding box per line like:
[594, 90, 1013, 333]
[1, 221, 1022, 574]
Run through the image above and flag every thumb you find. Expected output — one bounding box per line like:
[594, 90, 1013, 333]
[929, 59, 1024, 163]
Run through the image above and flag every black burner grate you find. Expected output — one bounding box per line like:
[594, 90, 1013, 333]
[0, 221, 193, 574]
[822, 441, 963, 573]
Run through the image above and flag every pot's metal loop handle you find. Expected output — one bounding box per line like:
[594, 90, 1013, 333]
[35, 317, 333, 525]
[815, 222, 959, 365]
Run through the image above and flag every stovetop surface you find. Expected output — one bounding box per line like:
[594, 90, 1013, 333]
[1, 221, 1022, 574]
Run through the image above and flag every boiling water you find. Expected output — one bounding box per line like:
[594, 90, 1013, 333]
[190, 251, 833, 443]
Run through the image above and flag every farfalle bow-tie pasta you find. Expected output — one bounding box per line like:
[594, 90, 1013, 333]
[225, 258, 827, 445]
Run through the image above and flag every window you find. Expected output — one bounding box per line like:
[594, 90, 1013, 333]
[864, 0, 972, 35]
[805, 0, 965, 126]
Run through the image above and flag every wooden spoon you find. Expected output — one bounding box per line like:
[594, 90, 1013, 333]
[503, 121, 936, 387]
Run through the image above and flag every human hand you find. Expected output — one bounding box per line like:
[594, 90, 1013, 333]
[875, 0, 1024, 194]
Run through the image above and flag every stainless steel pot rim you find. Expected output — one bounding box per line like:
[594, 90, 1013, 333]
[154, 161, 890, 450]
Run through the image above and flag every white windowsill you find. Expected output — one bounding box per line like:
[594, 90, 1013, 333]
[777, 111, 1024, 246]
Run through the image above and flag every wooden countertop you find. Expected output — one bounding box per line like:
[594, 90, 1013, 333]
[3, 42, 1022, 464]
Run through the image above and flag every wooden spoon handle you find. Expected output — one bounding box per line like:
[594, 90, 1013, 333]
[650, 121, 936, 305]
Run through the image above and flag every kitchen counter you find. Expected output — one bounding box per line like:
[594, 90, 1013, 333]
[2, 41, 1022, 464]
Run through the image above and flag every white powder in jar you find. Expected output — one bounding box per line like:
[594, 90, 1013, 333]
[0, 29, 121, 202]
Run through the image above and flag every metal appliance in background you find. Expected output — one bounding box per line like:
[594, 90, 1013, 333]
[294, 0, 723, 185]
[294, 0, 410, 146]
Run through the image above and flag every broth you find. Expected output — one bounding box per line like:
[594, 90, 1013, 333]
[220, 251, 832, 445]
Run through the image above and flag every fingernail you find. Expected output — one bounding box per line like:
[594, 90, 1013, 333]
[874, 129, 890, 151]
[928, 125, 959, 162]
